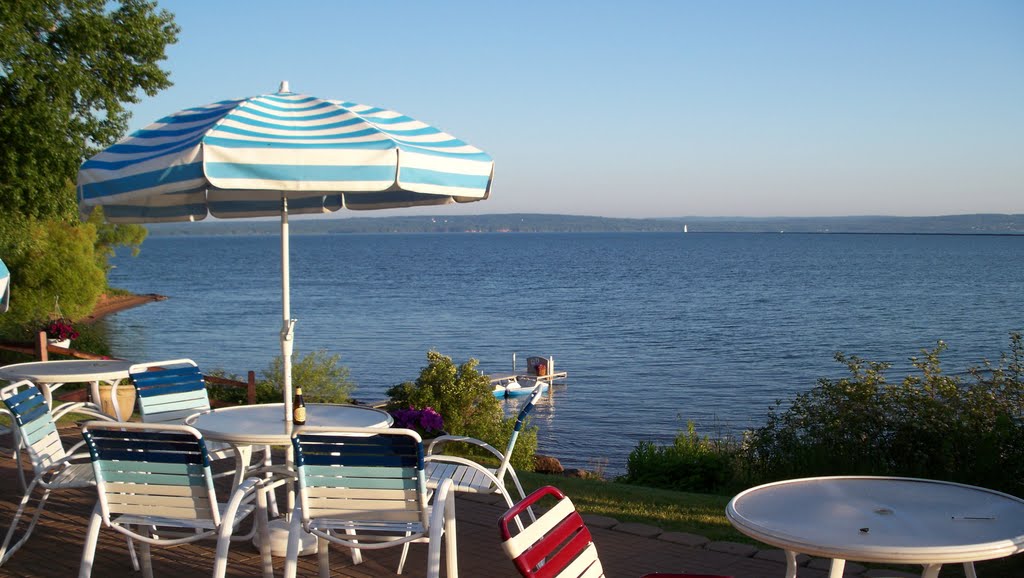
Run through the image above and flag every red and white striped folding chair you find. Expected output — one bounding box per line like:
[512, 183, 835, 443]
[499, 486, 731, 578]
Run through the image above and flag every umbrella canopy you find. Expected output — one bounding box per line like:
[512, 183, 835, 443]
[78, 82, 493, 424]
[0, 257, 9, 313]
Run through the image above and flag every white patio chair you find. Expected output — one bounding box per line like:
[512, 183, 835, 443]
[78, 421, 279, 578]
[128, 359, 277, 514]
[499, 485, 732, 578]
[284, 426, 458, 578]
[0, 380, 118, 566]
[424, 384, 543, 509]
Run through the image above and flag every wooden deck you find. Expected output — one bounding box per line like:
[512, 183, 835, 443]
[0, 427, 923, 578]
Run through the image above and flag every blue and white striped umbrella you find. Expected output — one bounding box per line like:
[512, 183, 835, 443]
[0, 257, 9, 313]
[78, 82, 493, 422]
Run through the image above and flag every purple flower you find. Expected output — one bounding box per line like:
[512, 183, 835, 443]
[389, 406, 445, 435]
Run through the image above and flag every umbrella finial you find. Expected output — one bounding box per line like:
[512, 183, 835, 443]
[278, 80, 290, 93]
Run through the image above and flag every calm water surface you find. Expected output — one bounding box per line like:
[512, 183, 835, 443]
[105, 232, 1024, 474]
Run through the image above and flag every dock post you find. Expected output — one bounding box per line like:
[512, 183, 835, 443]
[548, 356, 554, 397]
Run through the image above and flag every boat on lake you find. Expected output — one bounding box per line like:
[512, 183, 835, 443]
[490, 355, 564, 398]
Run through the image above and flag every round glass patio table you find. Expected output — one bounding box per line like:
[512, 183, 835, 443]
[0, 359, 134, 418]
[726, 476, 1024, 578]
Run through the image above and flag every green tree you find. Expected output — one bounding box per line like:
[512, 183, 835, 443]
[0, 218, 106, 332]
[0, 0, 179, 221]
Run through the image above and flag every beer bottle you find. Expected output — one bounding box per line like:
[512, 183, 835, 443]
[293, 387, 307, 425]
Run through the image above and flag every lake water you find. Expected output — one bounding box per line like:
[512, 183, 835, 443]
[104, 232, 1024, 474]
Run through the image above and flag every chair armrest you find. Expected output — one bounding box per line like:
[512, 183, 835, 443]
[53, 402, 117, 422]
[426, 435, 505, 462]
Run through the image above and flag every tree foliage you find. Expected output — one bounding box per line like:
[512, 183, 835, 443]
[0, 0, 179, 221]
[0, 218, 106, 332]
[742, 335, 1024, 495]
[262, 350, 357, 404]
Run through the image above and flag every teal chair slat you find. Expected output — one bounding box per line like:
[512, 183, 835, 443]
[21, 419, 57, 447]
[100, 471, 206, 486]
[144, 390, 210, 413]
[97, 460, 206, 477]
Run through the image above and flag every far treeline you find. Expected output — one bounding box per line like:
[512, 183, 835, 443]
[144, 213, 1024, 236]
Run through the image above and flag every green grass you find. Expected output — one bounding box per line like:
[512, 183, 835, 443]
[518, 471, 740, 542]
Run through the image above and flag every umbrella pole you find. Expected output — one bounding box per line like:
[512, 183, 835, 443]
[281, 196, 295, 425]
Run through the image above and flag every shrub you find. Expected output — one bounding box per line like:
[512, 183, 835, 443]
[743, 334, 1024, 495]
[387, 350, 537, 472]
[262, 350, 355, 403]
[623, 421, 739, 493]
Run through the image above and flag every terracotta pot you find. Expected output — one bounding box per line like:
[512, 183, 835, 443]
[98, 382, 137, 420]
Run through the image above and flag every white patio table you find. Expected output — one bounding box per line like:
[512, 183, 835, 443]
[726, 475, 1024, 578]
[0, 359, 134, 419]
[186, 403, 394, 556]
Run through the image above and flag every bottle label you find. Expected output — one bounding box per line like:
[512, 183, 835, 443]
[294, 406, 306, 423]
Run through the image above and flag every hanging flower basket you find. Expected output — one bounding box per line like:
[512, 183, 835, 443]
[44, 318, 78, 348]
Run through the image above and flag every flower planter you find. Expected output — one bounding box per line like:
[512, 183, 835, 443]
[47, 338, 71, 349]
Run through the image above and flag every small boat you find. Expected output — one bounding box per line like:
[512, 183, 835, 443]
[490, 354, 564, 398]
[491, 376, 550, 398]
[491, 375, 522, 398]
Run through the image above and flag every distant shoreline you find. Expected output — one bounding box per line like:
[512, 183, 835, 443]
[82, 292, 166, 323]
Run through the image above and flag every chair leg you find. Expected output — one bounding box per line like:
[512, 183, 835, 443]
[139, 527, 155, 578]
[344, 526, 363, 565]
[256, 487, 274, 578]
[317, 537, 330, 578]
[77, 503, 103, 578]
[0, 481, 48, 566]
[398, 540, 411, 575]
[283, 511, 302, 578]
[444, 495, 458, 578]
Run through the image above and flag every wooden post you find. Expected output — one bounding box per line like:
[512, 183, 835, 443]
[247, 370, 256, 405]
[35, 331, 48, 362]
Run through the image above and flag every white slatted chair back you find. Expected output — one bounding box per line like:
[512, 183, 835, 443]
[285, 426, 458, 578]
[293, 427, 429, 531]
[1, 381, 68, 474]
[82, 422, 221, 528]
[129, 359, 211, 425]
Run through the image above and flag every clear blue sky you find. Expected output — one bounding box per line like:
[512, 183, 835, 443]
[128, 0, 1023, 218]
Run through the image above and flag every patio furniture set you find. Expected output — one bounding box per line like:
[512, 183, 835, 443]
[2, 357, 1024, 577]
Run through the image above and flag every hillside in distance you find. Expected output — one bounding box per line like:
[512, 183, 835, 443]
[143, 213, 1024, 236]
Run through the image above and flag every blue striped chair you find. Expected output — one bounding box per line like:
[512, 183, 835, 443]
[0, 380, 115, 566]
[78, 421, 276, 578]
[424, 383, 544, 509]
[283, 427, 458, 578]
[128, 359, 275, 498]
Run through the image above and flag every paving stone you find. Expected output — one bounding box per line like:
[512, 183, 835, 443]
[706, 541, 758, 557]
[862, 570, 920, 578]
[807, 557, 867, 575]
[754, 548, 812, 565]
[613, 521, 662, 538]
[658, 531, 710, 547]
[581, 514, 620, 529]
